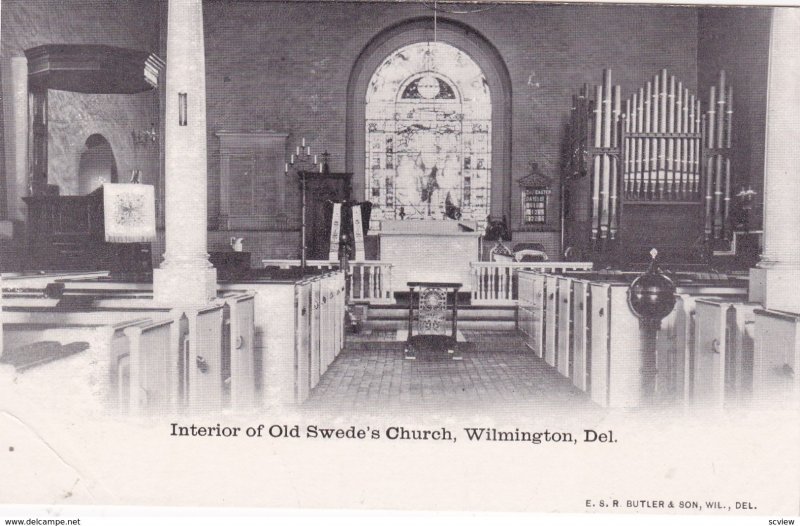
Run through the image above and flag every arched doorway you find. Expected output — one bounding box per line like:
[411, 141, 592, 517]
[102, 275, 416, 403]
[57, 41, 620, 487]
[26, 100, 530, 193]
[78, 133, 118, 195]
[347, 18, 512, 229]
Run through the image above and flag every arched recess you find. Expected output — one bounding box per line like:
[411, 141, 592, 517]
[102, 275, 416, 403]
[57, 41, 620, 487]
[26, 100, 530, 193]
[347, 17, 512, 224]
[78, 133, 118, 194]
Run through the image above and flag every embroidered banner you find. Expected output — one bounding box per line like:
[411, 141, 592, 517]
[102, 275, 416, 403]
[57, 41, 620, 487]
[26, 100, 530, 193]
[328, 202, 342, 261]
[103, 183, 156, 243]
[352, 204, 366, 261]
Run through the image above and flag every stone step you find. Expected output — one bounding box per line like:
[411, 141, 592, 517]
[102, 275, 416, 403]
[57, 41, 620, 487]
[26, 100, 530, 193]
[363, 319, 517, 331]
[367, 305, 517, 321]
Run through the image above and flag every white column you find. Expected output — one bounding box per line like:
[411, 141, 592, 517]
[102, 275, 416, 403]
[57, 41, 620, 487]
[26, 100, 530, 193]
[153, 0, 217, 304]
[749, 8, 800, 314]
[2, 56, 29, 223]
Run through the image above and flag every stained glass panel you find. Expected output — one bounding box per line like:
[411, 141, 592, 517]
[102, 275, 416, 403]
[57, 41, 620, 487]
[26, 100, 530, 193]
[365, 42, 492, 228]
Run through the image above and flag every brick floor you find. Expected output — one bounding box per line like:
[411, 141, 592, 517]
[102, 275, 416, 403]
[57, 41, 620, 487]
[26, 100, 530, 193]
[303, 331, 602, 419]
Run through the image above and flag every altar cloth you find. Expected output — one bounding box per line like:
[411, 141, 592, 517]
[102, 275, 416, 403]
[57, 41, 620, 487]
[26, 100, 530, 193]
[102, 183, 156, 243]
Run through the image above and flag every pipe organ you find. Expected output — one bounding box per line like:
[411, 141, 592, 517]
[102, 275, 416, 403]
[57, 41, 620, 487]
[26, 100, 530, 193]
[564, 69, 734, 263]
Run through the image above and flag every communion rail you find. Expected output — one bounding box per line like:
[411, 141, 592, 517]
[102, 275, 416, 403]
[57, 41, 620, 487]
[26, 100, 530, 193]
[470, 261, 594, 305]
[262, 259, 394, 304]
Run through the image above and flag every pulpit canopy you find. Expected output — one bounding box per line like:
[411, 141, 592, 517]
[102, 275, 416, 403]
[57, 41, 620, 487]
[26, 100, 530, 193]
[25, 44, 164, 94]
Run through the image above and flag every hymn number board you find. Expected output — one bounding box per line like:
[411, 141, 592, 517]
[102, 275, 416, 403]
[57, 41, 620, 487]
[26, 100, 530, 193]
[518, 165, 553, 227]
[524, 188, 550, 225]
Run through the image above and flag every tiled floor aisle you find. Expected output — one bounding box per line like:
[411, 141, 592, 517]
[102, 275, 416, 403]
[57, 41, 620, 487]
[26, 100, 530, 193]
[303, 331, 602, 418]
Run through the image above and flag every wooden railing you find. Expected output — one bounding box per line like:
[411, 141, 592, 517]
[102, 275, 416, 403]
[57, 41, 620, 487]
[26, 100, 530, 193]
[261, 259, 338, 270]
[262, 259, 394, 304]
[349, 261, 393, 304]
[470, 261, 594, 305]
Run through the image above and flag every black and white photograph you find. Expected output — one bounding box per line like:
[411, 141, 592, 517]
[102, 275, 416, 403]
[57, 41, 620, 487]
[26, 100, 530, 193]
[0, 0, 798, 523]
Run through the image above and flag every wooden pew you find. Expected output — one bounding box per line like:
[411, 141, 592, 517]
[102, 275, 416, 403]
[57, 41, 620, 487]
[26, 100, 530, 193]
[334, 272, 346, 358]
[728, 303, 758, 404]
[588, 282, 643, 408]
[517, 270, 535, 348]
[665, 293, 747, 404]
[107, 318, 155, 411]
[672, 294, 700, 401]
[295, 278, 313, 403]
[556, 276, 573, 377]
[2, 307, 174, 413]
[691, 299, 758, 409]
[571, 279, 590, 391]
[3, 271, 343, 410]
[182, 304, 226, 412]
[532, 272, 546, 358]
[692, 299, 731, 408]
[222, 292, 257, 410]
[123, 317, 181, 415]
[241, 280, 297, 407]
[310, 277, 322, 389]
[320, 275, 335, 371]
[544, 275, 559, 367]
[753, 309, 800, 407]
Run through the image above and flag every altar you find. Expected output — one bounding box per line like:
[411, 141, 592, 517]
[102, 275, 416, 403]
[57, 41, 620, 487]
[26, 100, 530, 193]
[379, 220, 482, 293]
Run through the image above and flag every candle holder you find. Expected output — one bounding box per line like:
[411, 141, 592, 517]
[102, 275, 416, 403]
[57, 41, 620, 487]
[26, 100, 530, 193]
[132, 123, 157, 146]
[286, 138, 323, 273]
[285, 137, 325, 175]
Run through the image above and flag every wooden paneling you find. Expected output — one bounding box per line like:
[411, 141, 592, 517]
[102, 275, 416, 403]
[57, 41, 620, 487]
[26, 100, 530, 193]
[589, 283, 610, 407]
[216, 131, 289, 230]
[693, 299, 728, 408]
[674, 294, 698, 401]
[226, 293, 257, 410]
[556, 276, 572, 377]
[186, 305, 226, 412]
[220, 271, 345, 408]
[728, 303, 757, 404]
[310, 278, 321, 388]
[124, 318, 179, 416]
[517, 270, 535, 351]
[606, 285, 644, 408]
[572, 280, 590, 391]
[295, 279, 312, 403]
[753, 309, 800, 406]
[544, 275, 559, 367]
[531, 273, 546, 358]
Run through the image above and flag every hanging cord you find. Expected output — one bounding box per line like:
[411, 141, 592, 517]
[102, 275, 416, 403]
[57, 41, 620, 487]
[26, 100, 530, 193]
[434, 0, 438, 43]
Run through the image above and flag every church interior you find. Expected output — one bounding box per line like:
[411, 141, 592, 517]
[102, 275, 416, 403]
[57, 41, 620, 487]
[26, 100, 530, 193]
[1, 0, 798, 415]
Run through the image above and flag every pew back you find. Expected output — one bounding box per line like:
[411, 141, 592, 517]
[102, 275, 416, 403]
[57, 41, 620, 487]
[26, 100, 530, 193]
[544, 275, 559, 367]
[753, 309, 800, 407]
[223, 293, 257, 410]
[124, 318, 180, 415]
[556, 276, 573, 377]
[571, 280, 590, 391]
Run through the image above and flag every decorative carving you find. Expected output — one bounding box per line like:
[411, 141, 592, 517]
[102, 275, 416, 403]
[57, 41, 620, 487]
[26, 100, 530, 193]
[418, 286, 448, 334]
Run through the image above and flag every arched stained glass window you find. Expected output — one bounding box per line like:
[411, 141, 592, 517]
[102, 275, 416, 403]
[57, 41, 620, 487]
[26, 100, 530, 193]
[365, 41, 491, 225]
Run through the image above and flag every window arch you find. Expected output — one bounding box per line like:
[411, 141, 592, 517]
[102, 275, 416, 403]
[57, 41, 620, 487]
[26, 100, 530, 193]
[78, 133, 118, 195]
[347, 18, 512, 230]
[365, 42, 492, 224]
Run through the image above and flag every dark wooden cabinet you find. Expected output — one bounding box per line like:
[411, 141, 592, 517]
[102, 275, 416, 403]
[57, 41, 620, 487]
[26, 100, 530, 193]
[24, 190, 104, 271]
[304, 172, 352, 260]
[209, 251, 251, 281]
[23, 188, 152, 277]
